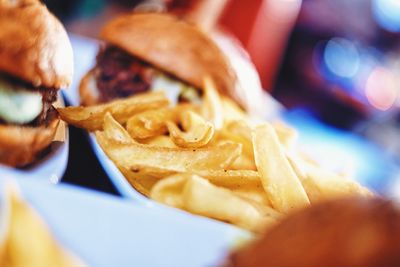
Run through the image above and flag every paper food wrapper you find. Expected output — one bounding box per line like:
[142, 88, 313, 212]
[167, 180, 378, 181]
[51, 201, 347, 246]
[52, 94, 66, 143]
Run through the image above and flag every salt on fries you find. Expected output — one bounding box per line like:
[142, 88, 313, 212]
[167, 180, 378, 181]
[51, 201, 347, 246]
[58, 78, 372, 232]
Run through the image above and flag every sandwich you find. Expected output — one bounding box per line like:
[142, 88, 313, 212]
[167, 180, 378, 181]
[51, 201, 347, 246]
[0, 0, 73, 167]
[79, 12, 246, 109]
[226, 197, 400, 267]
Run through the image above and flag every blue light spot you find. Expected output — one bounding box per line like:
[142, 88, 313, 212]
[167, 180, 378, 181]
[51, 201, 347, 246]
[323, 38, 360, 78]
[372, 0, 400, 32]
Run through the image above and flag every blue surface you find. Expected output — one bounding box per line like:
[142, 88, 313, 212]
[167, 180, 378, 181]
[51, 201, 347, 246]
[282, 108, 398, 194]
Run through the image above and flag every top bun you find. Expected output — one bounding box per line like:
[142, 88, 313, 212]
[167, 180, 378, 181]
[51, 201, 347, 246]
[0, 0, 73, 89]
[227, 197, 400, 267]
[101, 13, 239, 104]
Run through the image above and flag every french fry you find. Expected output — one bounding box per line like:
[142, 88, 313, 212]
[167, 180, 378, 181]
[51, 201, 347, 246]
[288, 155, 373, 203]
[103, 113, 136, 144]
[151, 174, 279, 232]
[228, 154, 257, 171]
[124, 164, 261, 188]
[253, 124, 310, 213]
[201, 77, 223, 129]
[232, 185, 272, 208]
[126, 104, 196, 139]
[221, 96, 247, 122]
[182, 175, 271, 232]
[149, 174, 187, 209]
[3, 184, 86, 267]
[218, 120, 254, 159]
[96, 131, 242, 171]
[140, 135, 178, 148]
[118, 166, 160, 197]
[199, 169, 260, 187]
[58, 91, 169, 131]
[126, 108, 172, 139]
[167, 111, 214, 148]
[272, 121, 298, 151]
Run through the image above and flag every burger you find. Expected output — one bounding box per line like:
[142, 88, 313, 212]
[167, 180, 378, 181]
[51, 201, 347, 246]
[79, 12, 248, 110]
[0, 0, 73, 167]
[226, 197, 400, 267]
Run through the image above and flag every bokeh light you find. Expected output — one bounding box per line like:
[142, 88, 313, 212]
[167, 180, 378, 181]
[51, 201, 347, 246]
[365, 67, 398, 111]
[323, 38, 360, 78]
[372, 0, 400, 32]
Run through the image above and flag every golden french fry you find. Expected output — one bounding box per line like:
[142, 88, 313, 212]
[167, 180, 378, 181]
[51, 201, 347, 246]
[125, 164, 261, 188]
[288, 155, 373, 203]
[126, 108, 171, 139]
[118, 166, 159, 197]
[218, 120, 254, 161]
[151, 174, 279, 232]
[3, 184, 86, 267]
[221, 96, 247, 122]
[253, 124, 310, 213]
[116, 165, 264, 205]
[103, 113, 136, 144]
[201, 77, 223, 129]
[140, 135, 178, 148]
[232, 191, 281, 231]
[150, 174, 187, 209]
[182, 175, 262, 231]
[272, 121, 298, 150]
[58, 91, 169, 131]
[96, 131, 242, 171]
[126, 104, 196, 139]
[228, 155, 257, 171]
[167, 111, 214, 148]
[232, 185, 272, 208]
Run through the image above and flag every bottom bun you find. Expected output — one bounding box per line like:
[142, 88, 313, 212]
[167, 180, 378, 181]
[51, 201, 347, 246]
[0, 111, 60, 167]
[79, 69, 100, 106]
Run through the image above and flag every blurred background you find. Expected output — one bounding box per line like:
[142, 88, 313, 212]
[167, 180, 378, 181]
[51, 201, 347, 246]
[44, 0, 400, 198]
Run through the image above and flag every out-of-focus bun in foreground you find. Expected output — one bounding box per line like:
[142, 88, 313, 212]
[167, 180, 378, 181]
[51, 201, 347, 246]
[0, 0, 73, 88]
[0, 0, 72, 167]
[226, 197, 400, 267]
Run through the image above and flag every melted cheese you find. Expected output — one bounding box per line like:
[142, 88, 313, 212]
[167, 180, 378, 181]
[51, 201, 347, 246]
[0, 79, 42, 124]
[151, 74, 201, 105]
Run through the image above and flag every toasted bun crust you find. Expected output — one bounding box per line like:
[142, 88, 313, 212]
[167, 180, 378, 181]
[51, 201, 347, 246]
[0, 114, 59, 167]
[227, 197, 400, 267]
[0, 0, 73, 88]
[100, 13, 239, 103]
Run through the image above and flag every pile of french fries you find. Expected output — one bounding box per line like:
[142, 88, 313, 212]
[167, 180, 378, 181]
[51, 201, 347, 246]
[59, 78, 372, 233]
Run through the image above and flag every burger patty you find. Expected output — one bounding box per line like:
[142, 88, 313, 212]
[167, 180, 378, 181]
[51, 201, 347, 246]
[31, 88, 58, 126]
[95, 46, 154, 102]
